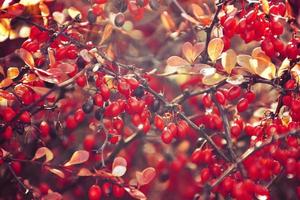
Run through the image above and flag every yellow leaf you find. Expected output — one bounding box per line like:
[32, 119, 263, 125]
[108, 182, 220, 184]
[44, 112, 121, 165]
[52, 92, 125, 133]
[191, 4, 205, 19]
[277, 58, 290, 77]
[64, 150, 89, 166]
[167, 56, 190, 67]
[160, 11, 176, 31]
[202, 73, 226, 85]
[48, 168, 65, 178]
[68, 7, 82, 19]
[182, 42, 204, 63]
[237, 54, 255, 74]
[99, 23, 113, 45]
[7, 67, 19, 79]
[19, 0, 41, 6]
[250, 58, 276, 80]
[15, 48, 35, 68]
[32, 147, 54, 163]
[0, 19, 10, 42]
[221, 49, 237, 74]
[261, 0, 270, 14]
[251, 47, 271, 63]
[207, 38, 224, 61]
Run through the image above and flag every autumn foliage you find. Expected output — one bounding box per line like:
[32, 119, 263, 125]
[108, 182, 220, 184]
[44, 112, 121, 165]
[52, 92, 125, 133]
[1, 0, 300, 200]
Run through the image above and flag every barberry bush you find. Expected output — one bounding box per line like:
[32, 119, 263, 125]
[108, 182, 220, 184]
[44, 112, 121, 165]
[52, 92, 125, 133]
[0, 0, 300, 199]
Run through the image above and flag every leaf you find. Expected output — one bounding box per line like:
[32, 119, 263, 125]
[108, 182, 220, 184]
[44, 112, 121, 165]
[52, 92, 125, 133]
[260, 0, 270, 14]
[124, 187, 147, 200]
[112, 157, 127, 177]
[57, 63, 75, 74]
[160, 11, 176, 31]
[15, 48, 35, 68]
[39, 2, 50, 17]
[221, 49, 237, 74]
[277, 58, 290, 77]
[77, 168, 93, 176]
[166, 56, 189, 67]
[191, 4, 205, 19]
[0, 19, 10, 42]
[202, 73, 226, 86]
[136, 167, 156, 186]
[32, 147, 54, 163]
[250, 58, 276, 80]
[237, 54, 255, 74]
[29, 86, 51, 96]
[207, 38, 224, 61]
[7, 67, 19, 79]
[226, 74, 246, 85]
[251, 47, 271, 63]
[68, 7, 82, 19]
[42, 192, 63, 200]
[200, 67, 216, 76]
[0, 3, 25, 18]
[47, 168, 65, 178]
[182, 42, 205, 63]
[64, 150, 89, 166]
[19, 0, 41, 6]
[53, 11, 66, 24]
[0, 78, 13, 88]
[99, 23, 113, 45]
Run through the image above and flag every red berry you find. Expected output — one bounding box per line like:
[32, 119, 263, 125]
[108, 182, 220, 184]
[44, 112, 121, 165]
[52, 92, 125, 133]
[66, 115, 77, 129]
[93, 93, 104, 107]
[76, 75, 87, 87]
[270, 20, 283, 35]
[227, 86, 242, 101]
[88, 185, 102, 200]
[286, 43, 298, 59]
[237, 98, 249, 112]
[112, 185, 125, 198]
[2, 107, 16, 122]
[154, 115, 164, 130]
[161, 128, 173, 144]
[261, 39, 275, 57]
[74, 109, 85, 123]
[231, 124, 242, 138]
[102, 182, 112, 197]
[39, 121, 50, 137]
[20, 111, 31, 123]
[244, 91, 255, 103]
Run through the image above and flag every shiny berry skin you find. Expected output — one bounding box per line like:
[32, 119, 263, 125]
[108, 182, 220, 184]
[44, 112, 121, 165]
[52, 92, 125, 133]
[88, 185, 102, 200]
[154, 115, 164, 130]
[161, 128, 173, 144]
[244, 91, 255, 103]
[20, 111, 31, 123]
[112, 185, 125, 198]
[93, 93, 104, 107]
[104, 102, 122, 117]
[66, 116, 77, 129]
[2, 107, 16, 122]
[261, 39, 275, 57]
[231, 124, 242, 138]
[83, 135, 95, 151]
[215, 91, 225, 105]
[177, 120, 189, 138]
[39, 121, 50, 137]
[237, 98, 249, 112]
[74, 109, 85, 123]
[76, 75, 87, 87]
[202, 94, 212, 108]
[227, 86, 242, 101]
[286, 43, 298, 60]
[270, 20, 283, 35]
[102, 182, 112, 197]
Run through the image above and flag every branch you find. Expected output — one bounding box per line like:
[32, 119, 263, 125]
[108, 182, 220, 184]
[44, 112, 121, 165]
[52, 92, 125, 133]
[210, 129, 300, 188]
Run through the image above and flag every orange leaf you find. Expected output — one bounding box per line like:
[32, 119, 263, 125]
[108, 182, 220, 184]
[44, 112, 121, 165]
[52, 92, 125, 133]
[112, 157, 127, 177]
[99, 23, 113, 45]
[39, 2, 50, 17]
[136, 167, 156, 186]
[0, 78, 13, 88]
[191, 4, 205, 19]
[237, 54, 255, 74]
[77, 168, 93, 176]
[15, 48, 35, 68]
[207, 38, 224, 61]
[7, 67, 19, 79]
[0, 3, 25, 18]
[167, 56, 189, 67]
[64, 150, 89, 166]
[32, 147, 54, 163]
[160, 11, 176, 31]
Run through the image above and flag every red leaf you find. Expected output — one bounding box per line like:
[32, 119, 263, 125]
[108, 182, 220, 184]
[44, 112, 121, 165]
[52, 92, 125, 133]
[0, 3, 25, 18]
[136, 167, 156, 186]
